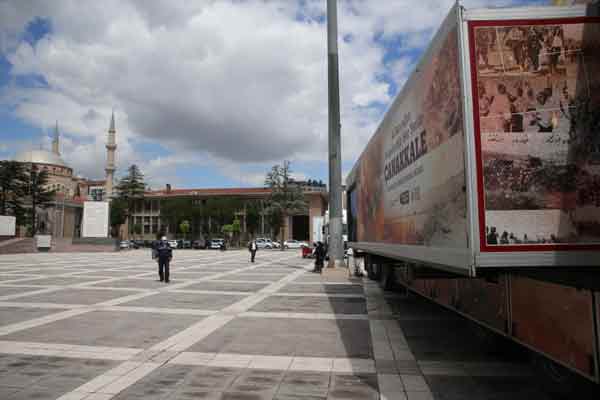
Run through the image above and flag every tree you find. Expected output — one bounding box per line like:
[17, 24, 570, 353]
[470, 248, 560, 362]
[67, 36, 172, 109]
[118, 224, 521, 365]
[132, 223, 142, 239]
[109, 198, 127, 238]
[179, 220, 190, 239]
[264, 161, 307, 250]
[24, 165, 56, 236]
[245, 201, 261, 237]
[0, 161, 27, 222]
[115, 165, 146, 235]
[221, 217, 241, 247]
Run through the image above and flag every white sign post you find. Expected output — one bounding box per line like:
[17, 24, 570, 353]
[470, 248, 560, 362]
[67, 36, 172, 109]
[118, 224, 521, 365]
[0, 216, 16, 236]
[82, 201, 109, 238]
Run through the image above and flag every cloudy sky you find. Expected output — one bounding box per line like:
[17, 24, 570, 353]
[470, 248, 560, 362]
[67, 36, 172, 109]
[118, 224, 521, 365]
[0, 0, 547, 189]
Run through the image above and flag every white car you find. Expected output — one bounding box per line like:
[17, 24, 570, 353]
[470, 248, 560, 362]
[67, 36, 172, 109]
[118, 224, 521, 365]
[167, 240, 178, 248]
[119, 241, 130, 249]
[283, 240, 308, 249]
[255, 238, 269, 249]
[210, 238, 225, 249]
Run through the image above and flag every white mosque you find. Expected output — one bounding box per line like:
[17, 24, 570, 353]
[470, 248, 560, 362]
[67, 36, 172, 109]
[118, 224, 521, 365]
[9, 113, 117, 237]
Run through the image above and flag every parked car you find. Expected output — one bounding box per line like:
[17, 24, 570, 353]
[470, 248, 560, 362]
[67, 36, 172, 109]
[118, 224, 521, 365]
[177, 239, 191, 249]
[270, 239, 281, 248]
[210, 238, 225, 249]
[283, 240, 308, 249]
[167, 239, 178, 248]
[192, 240, 206, 249]
[255, 238, 273, 249]
[132, 240, 144, 248]
[119, 241, 130, 250]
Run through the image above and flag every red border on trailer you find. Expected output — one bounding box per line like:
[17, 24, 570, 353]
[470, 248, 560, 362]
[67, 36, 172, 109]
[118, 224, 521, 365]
[467, 16, 600, 253]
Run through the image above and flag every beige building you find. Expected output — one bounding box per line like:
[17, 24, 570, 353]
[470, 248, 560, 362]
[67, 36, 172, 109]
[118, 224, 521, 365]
[125, 183, 328, 244]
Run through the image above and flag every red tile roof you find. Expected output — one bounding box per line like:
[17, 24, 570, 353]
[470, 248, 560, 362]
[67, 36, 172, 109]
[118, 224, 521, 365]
[145, 187, 272, 197]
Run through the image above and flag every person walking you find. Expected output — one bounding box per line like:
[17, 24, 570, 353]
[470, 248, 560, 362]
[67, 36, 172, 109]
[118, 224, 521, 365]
[248, 239, 258, 263]
[313, 241, 326, 273]
[156, 236, 173, 283]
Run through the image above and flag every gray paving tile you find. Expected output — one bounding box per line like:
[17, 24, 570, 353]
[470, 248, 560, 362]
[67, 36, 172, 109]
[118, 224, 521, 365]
[280, 284, 363, 295]
[0, 306, 68, 326]
[11, 277, 102, 286]
[90, 278, 182, 289]
[328, 373, 379, 400]
[16, 288, 138, 305]
[277, 371, 330, 398]
[219, 274, 286, 282]
[122, 291, 246, 310]
[0, 355, 115, 399]
[250, 296, 367, 315]
[189, 317, 372, 358]
[0, 286, 43, 297]
[1, 310, 202, 347]
[182, 281, 270, 292]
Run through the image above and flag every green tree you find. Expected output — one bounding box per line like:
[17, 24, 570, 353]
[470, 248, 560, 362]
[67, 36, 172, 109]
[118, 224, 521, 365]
[264, 161, 307, 250]
[109, 198, 127, 238]
[115, 164, 146, 234]
[0, 160, 27, 222]
[24, 165, 56, 236]
[245, 201, 261, 237]
[132, 223, 142, 239]
[179, 220, 190, 239]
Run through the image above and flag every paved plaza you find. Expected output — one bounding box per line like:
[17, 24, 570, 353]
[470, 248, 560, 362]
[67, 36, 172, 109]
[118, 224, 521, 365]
[0, 250, 554, 399]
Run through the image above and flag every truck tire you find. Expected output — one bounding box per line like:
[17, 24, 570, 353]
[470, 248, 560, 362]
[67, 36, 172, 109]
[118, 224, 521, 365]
[365, 255, 375, 280]
[380, 265, 396, 291]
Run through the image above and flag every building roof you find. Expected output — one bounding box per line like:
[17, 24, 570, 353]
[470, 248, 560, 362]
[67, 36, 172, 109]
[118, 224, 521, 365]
[14, 149, 70, 168]
[144, 186, 328, 199]
[145, 187, 273, 198]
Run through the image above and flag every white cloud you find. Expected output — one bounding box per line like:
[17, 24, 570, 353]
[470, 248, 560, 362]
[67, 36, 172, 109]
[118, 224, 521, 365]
[0, 0, 544, 186]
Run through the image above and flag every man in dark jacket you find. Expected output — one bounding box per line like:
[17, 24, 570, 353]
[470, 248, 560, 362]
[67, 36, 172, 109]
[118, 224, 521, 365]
[156, 236, 173, 283]
[248, 239, 258, 263]
[313, 241, 326, 273]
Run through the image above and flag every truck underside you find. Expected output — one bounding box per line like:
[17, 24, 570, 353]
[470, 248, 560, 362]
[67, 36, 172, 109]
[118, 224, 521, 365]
[360, 252, 600, 392]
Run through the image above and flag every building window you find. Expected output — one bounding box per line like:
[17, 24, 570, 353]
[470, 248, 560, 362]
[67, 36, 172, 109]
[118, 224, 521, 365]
[144, 216, 150, 224]
[144, 225, 150, 234]
[136, 216, 142, 225]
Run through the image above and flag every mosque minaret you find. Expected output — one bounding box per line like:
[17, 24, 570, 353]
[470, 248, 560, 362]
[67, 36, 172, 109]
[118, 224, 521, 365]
[51, 121, 60, 155]
[105, 111, 117, 200]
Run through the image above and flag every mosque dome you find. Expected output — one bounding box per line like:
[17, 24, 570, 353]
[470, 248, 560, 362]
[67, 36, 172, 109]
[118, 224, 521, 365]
[14, 149, 69, 168]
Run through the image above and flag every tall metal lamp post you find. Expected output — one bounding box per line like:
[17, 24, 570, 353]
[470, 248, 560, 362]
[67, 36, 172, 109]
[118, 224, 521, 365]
[327, 0, 344, 268]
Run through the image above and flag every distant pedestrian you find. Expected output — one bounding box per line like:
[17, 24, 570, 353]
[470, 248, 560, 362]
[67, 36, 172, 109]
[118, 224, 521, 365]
[313, 241, 326, 273]
[248, 239, 258, 263]
[156, 236, 173, 283]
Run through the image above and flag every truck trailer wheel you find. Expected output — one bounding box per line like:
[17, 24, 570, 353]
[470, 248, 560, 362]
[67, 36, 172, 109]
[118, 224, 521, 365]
[365, 255, 376, 280]
[380, 265, 396, 291]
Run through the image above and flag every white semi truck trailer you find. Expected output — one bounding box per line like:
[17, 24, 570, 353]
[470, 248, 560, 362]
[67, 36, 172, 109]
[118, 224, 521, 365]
[346, 0, 600, 392]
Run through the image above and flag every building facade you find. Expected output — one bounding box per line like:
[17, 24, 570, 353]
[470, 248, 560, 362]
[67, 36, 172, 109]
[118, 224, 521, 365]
[125, 183, 328, 244]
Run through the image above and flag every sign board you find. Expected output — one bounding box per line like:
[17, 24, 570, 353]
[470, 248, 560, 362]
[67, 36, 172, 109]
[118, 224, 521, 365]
[312, 216, 324, 243]
[0, 216, 16, 236]
[82, 201, 109, 238]
[36, 235, 51, 249]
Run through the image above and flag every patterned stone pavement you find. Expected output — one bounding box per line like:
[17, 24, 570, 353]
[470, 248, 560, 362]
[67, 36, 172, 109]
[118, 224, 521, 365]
[0, 250, 555, 399]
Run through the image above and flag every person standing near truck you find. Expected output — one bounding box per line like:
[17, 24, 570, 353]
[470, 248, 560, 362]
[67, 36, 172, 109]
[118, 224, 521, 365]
[313, 242, 326, 273]
[156, 236, 173, 283]
[248, 239, 258, 263]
